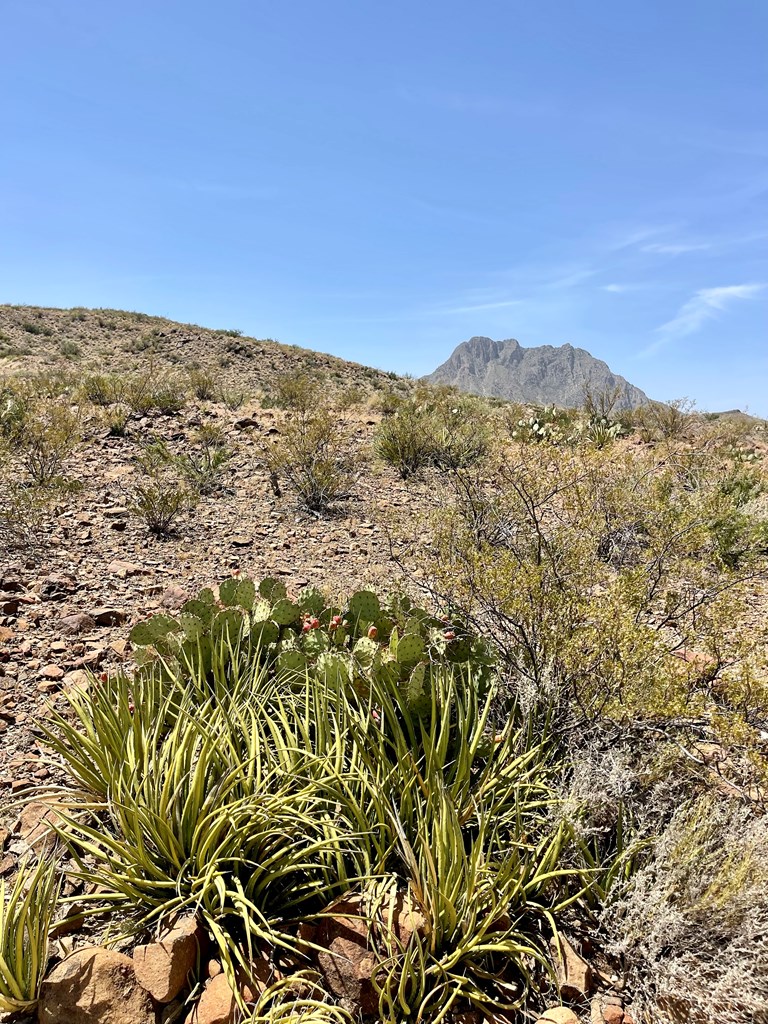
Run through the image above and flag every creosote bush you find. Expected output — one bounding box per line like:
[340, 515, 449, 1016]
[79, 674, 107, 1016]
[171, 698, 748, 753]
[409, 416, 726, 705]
[263, 374, 353, 512]
[374, 387, 489, 478]
[425, 438, 768, 754]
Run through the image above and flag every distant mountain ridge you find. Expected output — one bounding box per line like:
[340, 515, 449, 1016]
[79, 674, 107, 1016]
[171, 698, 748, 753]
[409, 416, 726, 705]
[426, 336, 649, 410]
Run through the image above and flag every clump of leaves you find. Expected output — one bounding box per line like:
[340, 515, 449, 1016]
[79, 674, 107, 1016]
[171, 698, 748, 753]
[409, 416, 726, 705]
[0, 857, 62, 1014]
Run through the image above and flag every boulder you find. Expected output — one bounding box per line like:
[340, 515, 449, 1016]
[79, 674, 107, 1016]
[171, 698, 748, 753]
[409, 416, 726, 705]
[38, 946, 156, 1024]
[133, 914, 201, 1003]
[184, 973, 236, 1024]
[183, 959, 278, 1024]
[89, 607, 129, 626]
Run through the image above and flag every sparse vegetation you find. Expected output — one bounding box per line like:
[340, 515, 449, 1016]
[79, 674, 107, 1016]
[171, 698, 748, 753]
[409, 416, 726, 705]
[0, 305, 765, 1024]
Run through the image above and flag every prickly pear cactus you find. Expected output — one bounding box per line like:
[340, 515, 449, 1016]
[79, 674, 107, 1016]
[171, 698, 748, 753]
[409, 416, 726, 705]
[127, 573, 496, 704]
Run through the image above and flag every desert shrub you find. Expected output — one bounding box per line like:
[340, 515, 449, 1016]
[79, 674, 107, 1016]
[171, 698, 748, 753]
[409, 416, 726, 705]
[265, 411, 352, 512]
[126, 442, 197, 533]
[426, 441, 768, 747]
[59, 339, 81, 358]
[0, 474, 52, 551]
[602, 794, 768, 1024]
[187, 367, 217, 401]
[21, 321, 53, 336]
[0, 857, 61, 1014]
[152, 381, 187, 414]
[43, 576, 598, 1021]
[374, 387, 406, 416]
[637, 397, 698, 442]
[12, 401, 80, 484]
[219, 386, 249, 410]
[375, 391, 490, 477]
[127, 476, 196, 535]
[582, 380, 623, 421]
[263, 379, 352, 512]
[102, 404, 132, 437]
[271, 372, 323, 414]
[374, 406, 435, 478]
[429, 400, 489, 470]
[81, 373, 122, 406]
[141, 426, 233, 494]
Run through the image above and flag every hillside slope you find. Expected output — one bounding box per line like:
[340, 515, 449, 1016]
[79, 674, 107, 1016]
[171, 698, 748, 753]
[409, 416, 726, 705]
[0, 304, 400, 397]
[427, 335, 649, 410]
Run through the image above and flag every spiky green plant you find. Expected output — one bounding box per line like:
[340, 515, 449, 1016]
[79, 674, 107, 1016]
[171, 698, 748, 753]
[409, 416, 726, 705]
[0, 857, 62, 1014]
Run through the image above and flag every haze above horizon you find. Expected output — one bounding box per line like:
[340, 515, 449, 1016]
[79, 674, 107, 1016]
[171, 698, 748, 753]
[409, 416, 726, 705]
[2, 1, 766, 413]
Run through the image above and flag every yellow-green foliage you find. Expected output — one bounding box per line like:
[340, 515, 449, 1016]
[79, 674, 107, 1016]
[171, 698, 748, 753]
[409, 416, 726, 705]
[428, 438, 768, 744]
[0, 858, 61, 1014]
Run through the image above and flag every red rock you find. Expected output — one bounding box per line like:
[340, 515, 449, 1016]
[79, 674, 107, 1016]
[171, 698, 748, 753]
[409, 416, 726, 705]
[90, 607, 129, 626]
[184, 973, 236, 1024]
[15, 800, 62, 853]
[133, 914, 201, 1003]
[38, 946, 155, 1024]
[160, 585, 189, 609]
[40, 664, 64, 679]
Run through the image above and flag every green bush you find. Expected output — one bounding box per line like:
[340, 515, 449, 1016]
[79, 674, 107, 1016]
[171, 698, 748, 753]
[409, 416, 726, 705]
[374, 407, 435, 478]
[12, 402, 80, 484]
[264, 397, 353, 512]
[427, 440, 768, 744]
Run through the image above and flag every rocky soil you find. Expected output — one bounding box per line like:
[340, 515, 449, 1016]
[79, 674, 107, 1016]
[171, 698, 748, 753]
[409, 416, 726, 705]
[0, 399, 433, 860]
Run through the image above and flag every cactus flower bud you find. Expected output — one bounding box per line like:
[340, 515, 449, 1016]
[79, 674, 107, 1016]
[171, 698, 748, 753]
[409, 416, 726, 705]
[367, 625, 378, 640]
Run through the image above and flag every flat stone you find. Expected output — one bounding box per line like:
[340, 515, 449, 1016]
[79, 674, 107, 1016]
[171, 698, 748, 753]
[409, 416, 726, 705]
[60, 612, 97, 635]
[89, 607, 129, 626]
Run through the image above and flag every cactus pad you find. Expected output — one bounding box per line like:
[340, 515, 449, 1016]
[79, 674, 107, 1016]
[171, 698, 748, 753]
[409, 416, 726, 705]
[396, 633, 425, 664]
[259, 577, 287, 602]
[271, 599, 300, 625]
[348, 590, 381, 622]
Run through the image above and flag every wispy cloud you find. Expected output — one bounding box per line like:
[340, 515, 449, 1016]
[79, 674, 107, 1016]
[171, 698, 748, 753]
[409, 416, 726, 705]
[642, 283, 766, 355]
[602, 283, 633, 293]
[430, 298, 521, 315]
[642, 241, 711, 255]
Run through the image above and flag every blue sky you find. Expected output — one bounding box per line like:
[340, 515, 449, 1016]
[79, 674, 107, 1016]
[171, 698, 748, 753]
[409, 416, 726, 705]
[2, 1, 766, 412]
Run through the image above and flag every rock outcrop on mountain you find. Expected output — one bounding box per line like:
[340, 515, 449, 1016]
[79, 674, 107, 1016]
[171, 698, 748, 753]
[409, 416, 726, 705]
[426, 336, 649, 410]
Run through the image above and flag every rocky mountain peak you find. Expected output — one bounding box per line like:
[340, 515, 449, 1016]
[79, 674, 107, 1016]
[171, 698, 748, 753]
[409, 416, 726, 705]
[426, 336, 649, 411]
